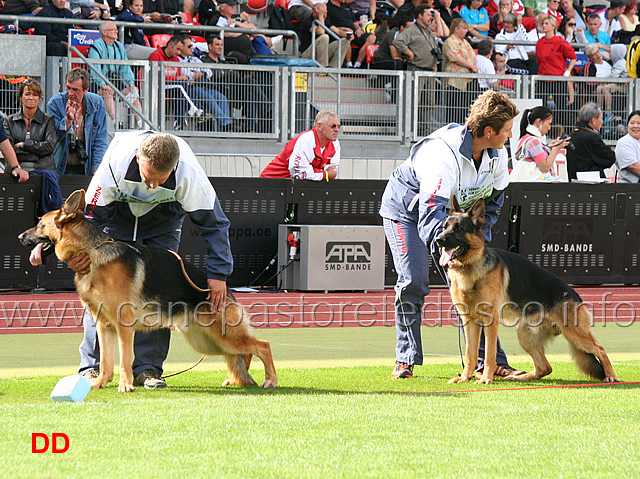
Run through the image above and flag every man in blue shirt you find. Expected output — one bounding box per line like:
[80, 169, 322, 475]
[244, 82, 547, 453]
[585, 13, 611, 59]
[47, 68, 109, 175]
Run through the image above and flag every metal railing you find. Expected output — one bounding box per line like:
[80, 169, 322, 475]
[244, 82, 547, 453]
[0, 14, 299, 54]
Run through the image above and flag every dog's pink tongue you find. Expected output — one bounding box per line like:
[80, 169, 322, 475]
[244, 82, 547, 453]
[439, 247, 454, 267]
[29, 243, 44, 266]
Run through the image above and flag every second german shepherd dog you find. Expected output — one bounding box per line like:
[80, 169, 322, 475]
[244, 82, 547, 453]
[19, 190, 277, 392]
[436, 196, 618, 384]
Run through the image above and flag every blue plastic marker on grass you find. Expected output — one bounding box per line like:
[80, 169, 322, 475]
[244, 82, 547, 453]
[50, 375, 91, 402]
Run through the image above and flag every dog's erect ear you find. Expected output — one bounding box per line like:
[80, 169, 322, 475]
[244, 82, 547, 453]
[468, 197, 485, 227]
[451, 195, 462, 213]
[56, 190, 86, 224]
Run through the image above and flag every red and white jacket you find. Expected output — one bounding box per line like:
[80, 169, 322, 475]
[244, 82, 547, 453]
[260, 128, 340, 180]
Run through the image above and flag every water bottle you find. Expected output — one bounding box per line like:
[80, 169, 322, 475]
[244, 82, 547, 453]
[546, 95, 556, 110]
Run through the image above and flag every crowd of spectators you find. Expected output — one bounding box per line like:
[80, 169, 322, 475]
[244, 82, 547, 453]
[1, 0, 639, 182]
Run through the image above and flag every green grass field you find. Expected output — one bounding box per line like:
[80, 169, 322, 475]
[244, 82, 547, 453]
[2, 324, 639, 478]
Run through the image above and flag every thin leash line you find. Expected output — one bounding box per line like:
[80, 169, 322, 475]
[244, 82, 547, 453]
[160, 249, 210, 379]
[388, 381, 640, 395]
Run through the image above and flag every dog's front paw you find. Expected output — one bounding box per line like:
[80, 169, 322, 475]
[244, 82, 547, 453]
[475, 376, 493, 385]
[118, 381, 135, 392]
[90, 375, 110, 389]
[448, 376, 469, 384]
[260, 378, 277, 388]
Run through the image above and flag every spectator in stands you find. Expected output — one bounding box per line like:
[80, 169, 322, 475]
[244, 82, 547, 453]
[585, 13, 612, 59]
[300, 3, 351, 68]
[524, 0, 548, 18]
[557, 15, 587, 44]
[514, 105, 571, 178]
[536, 15, 576, 127]
[598, 0, 628, 43]
[88, 21, 144, 130]
[619, 0, 639, 32]
[476, 39, 500, 90]
[46, 68, 109, 175]
[351, 0, 377, 22]
[566, 102, 616, 180]
[614, 110, 640, 183]
[0, 121, 29, 182]
[69, 0, 111, 20]
[143, 0, 178, 23]
[559, 0, 586, 32]
[217, 0, 275, 58]
[198, 0, 220, 25]
[541, 0, 563, 24]
[177, 35, 234, 132]
[392, 0, 432, 29]
[288, 0, 329, 23]
[492, 50, 516, 90]
[3, 79, 56, 172]
[371, 14, 413, 70]
[436, 0, 461, 30]
[495, 13, 538, 74]
[393, 5, 439, 133]
[35, 0, 75, 57]
[260, 110, 340, 180]
[300, 2, 350, 68]
[526, 11, 547, 43]
[149, 35, 204, 130]
[459, 0, 490, 39]
[1, 0, 48, 28]
[443, 18, 477, 124]
[326, 0, 377, 68]
[489, 0, 522, 37]
[583, 44, 626, 124]
[201, 35, 272, 133]
[116, 0, 158, 60]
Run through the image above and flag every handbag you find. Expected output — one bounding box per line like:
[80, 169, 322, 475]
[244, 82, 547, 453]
[510, 136, 559, 182]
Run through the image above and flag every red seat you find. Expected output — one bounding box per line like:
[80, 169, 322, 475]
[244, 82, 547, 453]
[150, 33, 172, 48]
[247, 0, 269, 13]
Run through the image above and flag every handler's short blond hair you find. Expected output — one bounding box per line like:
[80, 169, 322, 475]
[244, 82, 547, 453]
[138, 133, 180, 172]
[466, 90, 519, 138]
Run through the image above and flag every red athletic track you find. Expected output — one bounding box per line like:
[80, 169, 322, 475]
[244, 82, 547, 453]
[1, 286, 638, 334]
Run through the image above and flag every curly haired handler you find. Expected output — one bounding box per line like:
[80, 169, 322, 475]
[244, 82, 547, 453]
[380, 90, 526, 380]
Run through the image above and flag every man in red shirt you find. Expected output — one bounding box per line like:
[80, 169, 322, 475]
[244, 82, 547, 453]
[260, 110, 341, 180]
[148, 35, 199, 130]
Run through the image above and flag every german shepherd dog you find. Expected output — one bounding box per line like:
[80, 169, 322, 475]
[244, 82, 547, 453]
[19, 190, 278, 392]
[435, 196, 618, 385]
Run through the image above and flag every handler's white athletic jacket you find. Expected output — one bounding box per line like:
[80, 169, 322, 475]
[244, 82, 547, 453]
[380, 123, 509, 249]
[85, 130, 233, 280]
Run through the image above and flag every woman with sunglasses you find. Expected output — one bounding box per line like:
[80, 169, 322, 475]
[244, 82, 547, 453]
[557, 15, 587, 44]
[3, 79, 56, 174]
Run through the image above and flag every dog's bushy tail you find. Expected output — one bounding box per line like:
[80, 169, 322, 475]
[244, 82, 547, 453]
[225, 354, 256, 386]
[569, 344, 606, 380]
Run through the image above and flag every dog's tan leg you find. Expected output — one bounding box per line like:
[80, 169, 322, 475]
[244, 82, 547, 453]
[93, 320, 116, 389]
[115, 323, 136, 392]
[562, 307, 619, 382]
[476, 321, 499, 384]
[507, 323, 553, 381]
[222, 354, 256, 387]
[449, 321, 481, 383]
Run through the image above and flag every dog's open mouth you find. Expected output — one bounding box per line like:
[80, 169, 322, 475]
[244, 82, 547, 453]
[29, 240, 54, 266]
[439, 246, 463, 267]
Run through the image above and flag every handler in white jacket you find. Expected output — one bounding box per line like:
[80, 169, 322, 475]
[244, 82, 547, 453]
[379, 90, 524, 380]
